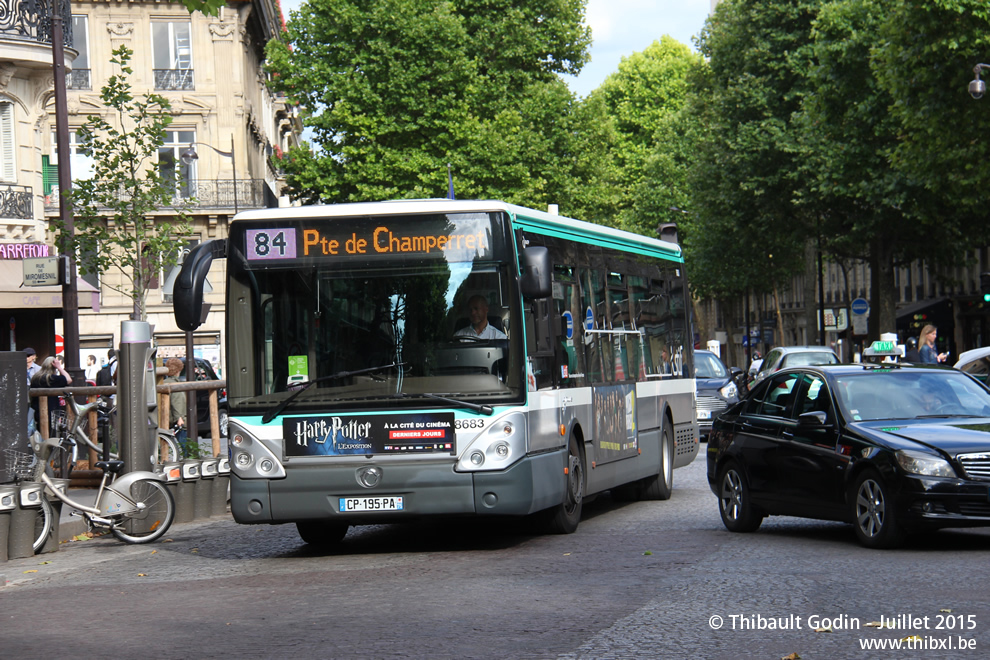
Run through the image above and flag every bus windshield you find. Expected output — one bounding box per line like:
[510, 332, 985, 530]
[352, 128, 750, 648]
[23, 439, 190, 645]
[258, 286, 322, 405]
[225, 212, 523, 413]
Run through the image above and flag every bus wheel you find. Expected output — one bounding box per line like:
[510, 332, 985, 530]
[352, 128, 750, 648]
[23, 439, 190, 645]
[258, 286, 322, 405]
[545, 436, 584, 534]
[640, 422, 674, 501]
[296, 521, 348, 547]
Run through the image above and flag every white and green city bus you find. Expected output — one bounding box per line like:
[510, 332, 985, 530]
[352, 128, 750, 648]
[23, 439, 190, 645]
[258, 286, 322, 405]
[174, 200, 698, 545]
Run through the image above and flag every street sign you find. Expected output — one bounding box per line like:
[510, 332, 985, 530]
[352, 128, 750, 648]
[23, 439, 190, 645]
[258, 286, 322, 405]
[850, 297, 869, 316]
[55, 333, 64, 354]
[22, 257, 60, 286]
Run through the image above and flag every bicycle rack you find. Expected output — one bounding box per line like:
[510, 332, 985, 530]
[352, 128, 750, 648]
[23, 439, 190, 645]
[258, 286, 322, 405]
[211, 457, 230, 517]
[175, 460, 200, 523]
[38, 479, 70, 555]
[8, 482, 43, 559]
[195, 459, 217, 520]
[0, 485, 17, 562]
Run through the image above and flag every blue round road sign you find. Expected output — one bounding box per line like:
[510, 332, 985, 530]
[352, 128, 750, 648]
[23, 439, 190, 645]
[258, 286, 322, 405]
[851, 298, 869, 315]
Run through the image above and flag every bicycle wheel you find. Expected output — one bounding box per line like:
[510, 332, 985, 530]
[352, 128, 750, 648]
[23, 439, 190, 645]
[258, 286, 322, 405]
[155, 433, 181, 464]
[32, 497, 55, 553]
[111, 479, 175, 544]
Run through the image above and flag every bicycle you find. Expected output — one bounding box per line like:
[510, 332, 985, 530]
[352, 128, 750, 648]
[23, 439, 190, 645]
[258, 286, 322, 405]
[28, 430, 177, 546]
[49, 392, 181, 478]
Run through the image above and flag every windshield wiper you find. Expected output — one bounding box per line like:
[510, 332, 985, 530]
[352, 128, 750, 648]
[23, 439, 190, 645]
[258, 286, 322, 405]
[261, 362, 406, 424]
[398, 392, 494, 416]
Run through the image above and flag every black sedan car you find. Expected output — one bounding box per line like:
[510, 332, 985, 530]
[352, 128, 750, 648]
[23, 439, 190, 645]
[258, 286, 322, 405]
[707, 359, 990, 548]
[694, 349, 742, 440]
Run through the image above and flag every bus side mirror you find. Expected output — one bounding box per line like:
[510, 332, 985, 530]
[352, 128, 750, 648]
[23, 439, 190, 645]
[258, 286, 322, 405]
[520, 246, 551, 299]
[174, 239, 227, 331]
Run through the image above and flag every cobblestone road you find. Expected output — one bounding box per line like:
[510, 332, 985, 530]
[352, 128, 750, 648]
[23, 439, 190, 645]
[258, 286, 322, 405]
[2, 455, 989, 659]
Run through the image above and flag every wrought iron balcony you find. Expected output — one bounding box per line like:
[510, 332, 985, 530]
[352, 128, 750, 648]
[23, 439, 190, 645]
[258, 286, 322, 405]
[154, 69, 195, 91]
[0, 184, 33, 219]
[0, 0, 72, 46]
[44, 179, 268, 213]
[186, 179, 267, 209]
[66, 68, 90, 90]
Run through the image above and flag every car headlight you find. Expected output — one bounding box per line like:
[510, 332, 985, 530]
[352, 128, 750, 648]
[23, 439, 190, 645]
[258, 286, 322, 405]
[896, 450, 956, 478]
[719, 381, 738, 400]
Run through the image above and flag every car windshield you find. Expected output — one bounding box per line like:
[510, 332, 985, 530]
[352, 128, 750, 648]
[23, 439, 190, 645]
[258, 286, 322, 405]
[695, 352, 728, 379]
[834, 369, 990, 421]
[782, 351, 838, 368]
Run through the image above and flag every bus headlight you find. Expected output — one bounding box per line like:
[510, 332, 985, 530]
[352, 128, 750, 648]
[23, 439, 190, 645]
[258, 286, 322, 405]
[456, 412, 527, 472]
[227, 423, 286, 479]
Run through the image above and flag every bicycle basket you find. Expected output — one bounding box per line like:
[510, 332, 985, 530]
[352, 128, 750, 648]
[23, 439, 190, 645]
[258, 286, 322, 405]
[2, 448, 40, 482]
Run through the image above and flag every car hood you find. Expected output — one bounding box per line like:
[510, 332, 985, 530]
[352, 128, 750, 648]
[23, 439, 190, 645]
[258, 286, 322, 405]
[853, 418, 990, 455]
[696, 377, 730, 391]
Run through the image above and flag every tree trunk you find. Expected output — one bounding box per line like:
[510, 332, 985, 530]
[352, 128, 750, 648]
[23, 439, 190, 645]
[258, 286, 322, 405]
[803, 240, 818, 345]
[868, 236, 897, 342]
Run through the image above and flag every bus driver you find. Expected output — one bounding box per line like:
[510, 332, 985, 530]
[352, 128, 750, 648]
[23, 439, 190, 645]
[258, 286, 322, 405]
[455, 295, 507, 341]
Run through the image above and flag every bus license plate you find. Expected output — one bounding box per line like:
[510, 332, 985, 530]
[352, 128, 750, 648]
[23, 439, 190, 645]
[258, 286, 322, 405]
[339, 496, 404, 512]
[697, 410, 712, 420]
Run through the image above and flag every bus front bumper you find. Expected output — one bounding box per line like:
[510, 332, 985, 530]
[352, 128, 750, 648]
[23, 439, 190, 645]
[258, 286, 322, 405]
[229, 449, 566, 525]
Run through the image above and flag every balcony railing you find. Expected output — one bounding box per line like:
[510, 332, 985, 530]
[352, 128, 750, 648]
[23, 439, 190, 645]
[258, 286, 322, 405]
[154, 69, 195, 91]
[44, 179, 269, 213]
[0, 184, 33, 219]
[0, 0, 72, 46]
[66, 68, 90, 90]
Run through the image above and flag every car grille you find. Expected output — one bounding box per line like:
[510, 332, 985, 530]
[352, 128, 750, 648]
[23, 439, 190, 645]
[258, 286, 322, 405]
[956, 452, 990, 480]
[697, 395, 726, 413]
[957, 502, 990, 517]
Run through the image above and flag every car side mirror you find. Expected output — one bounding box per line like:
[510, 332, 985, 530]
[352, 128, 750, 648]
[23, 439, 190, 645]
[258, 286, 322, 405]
[798, 411, 828, 427]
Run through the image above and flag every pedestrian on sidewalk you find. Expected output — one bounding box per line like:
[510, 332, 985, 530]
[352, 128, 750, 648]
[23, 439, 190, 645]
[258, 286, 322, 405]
[163, 358, 188, 450]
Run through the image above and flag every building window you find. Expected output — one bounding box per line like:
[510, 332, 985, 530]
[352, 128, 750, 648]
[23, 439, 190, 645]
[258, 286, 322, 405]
[159, 130, 195, 198]
[47, 130, 95, 193]
[152, 21, 194, 90]
[0, 102, 14, 182]
[68, 15, 91, 90]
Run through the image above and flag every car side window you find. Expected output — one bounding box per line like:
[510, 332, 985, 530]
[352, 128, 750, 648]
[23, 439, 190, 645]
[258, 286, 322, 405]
[794, 373, 832, 419]
[756, 349, 782, 380]
[753, 372, 802, 418]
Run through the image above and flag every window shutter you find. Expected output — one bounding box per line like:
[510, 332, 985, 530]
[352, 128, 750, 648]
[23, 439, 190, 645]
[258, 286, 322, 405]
[0, 103, 15, 181]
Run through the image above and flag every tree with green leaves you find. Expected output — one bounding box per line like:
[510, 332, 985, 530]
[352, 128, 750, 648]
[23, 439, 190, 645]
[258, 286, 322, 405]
[587, 36, 702, 235]
[795, 0, 990, 336]
[56, 46, 192, 321]
[177, 0, 228, 17]
[265, 0, 593, 208]
[683, 0, 819, 314]
[874, 0, 990, 217]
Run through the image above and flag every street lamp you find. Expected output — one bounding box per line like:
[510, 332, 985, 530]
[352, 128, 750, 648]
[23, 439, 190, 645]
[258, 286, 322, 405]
[969, 63, 989, 100]
[180, 136, 237, 212]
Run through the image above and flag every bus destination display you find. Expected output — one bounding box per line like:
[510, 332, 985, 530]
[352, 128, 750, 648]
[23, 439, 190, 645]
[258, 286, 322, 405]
[245, 218, 493, 263]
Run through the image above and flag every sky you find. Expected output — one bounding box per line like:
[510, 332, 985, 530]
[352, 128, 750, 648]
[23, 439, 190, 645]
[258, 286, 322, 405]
[276, 0, 714, 99]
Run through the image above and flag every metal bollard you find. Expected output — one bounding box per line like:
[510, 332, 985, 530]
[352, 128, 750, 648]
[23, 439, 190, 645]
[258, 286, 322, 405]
[195, 459, 217, 520]
[0, 485, 17, 562]
[8, 483, 43, 559]
[38, 479, 70, 554]
[211, 458, 230, 517]
[175, 460, 200, 524]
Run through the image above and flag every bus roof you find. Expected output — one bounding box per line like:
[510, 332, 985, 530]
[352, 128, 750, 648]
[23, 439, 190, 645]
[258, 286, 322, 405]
[233, 199, 683, 261]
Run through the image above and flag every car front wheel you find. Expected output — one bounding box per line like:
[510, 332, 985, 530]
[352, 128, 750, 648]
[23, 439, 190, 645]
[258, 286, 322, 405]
[851, 469, 905, 549]
[718, 462, 763, 533]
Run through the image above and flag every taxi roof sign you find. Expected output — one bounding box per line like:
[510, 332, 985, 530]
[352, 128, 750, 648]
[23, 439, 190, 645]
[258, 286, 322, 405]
[863, 340, 901, 357]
